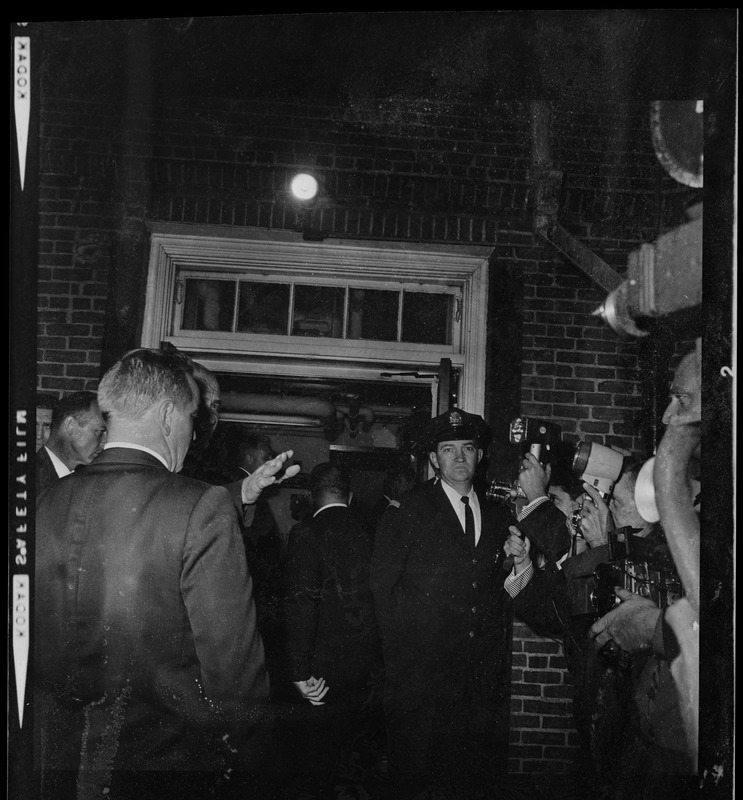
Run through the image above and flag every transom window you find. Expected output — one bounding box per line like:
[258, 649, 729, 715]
[141, 225, 492, 416]
[178, 274, 456, 345]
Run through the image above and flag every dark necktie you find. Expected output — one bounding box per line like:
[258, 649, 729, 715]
[461, 495, 475, 545]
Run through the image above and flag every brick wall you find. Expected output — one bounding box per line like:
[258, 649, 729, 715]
[37, 95, 697, 392]
[510, 623, 581, 775]
[34, 91, 700, 775]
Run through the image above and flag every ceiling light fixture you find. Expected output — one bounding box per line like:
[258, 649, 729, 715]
[290, 172, 319, 201]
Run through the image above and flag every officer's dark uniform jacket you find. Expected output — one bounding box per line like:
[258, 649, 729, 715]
[370, 479, 513, 776]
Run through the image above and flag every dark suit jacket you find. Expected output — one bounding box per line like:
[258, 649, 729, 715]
[510, 501, 607, 652]
[516, 523, 694, 791]
[34, 447, 269, 774]
[516, 498, 573, 567]
[284, 505, 380, 695]
[370, 481, 512, 703]
[35, 445, 62, 496]
[510, 503, 622, 663]
[225, 475, 268, 532]
[370, 482, 513, 782]
[374, 502, 399, 543]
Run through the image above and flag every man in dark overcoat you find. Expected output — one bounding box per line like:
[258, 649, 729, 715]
[282, 462, 382, 796]
[34, 347, 298, 800]
[370, 408, 513, 798]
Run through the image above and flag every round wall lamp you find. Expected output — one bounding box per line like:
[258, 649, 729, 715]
[290, 172, 319, 201]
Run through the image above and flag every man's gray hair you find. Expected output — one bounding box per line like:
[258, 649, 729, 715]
[98, 348, 196, 420]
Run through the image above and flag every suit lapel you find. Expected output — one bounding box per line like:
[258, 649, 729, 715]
[479, 499, 507, 568]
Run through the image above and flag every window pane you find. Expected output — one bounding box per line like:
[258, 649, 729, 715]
[292, 285, 346, 338]
[347, 288, 399, 341]
[401, 292, 452, 345]
[181, 279, 236, 331]
[237, 282, 290, 334]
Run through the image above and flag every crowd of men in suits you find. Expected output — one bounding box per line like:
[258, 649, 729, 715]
[33, 343, 700, 800]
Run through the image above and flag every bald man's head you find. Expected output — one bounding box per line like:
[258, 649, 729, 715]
[662, 348, 701, 426]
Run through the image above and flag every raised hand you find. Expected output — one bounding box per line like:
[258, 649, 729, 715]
[517, 453, 551, 503]
[241, 450, 301, 505]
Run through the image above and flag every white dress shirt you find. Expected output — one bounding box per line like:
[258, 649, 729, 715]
[439, 480, 482, 545]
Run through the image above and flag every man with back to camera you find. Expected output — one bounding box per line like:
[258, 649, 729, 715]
[34, 347, 299, 800]
[225, 430, 291, 698]
[35, 390, 107, 494]
[282, 462, 381, 796]
[370, 408, 516, 799]
[174, 350, 291, 532]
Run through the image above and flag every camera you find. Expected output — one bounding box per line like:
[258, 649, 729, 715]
[572, 441, 624, 497]
[568, 527, 683, 619]
[509, 416, 562, 461]
[568, 441, 625, 539]
[487, 416, 561, 503]
[595, 204, 701, 339]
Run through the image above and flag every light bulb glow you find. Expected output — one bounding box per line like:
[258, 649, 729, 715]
[290, 173, 319, 200]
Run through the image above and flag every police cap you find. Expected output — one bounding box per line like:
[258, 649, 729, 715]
[426, 407, 489, 450]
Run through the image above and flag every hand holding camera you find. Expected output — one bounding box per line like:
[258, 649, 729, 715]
[487, 416, 561, 505]
[577, 483, 611, 548]
[589, 587, 661, 655]
[572, 441, 624, 497]
[504, 524, 532, 574]
[517, 453, 552, 503]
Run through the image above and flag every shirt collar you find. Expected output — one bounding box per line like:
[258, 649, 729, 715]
[440, 480, 475, 505]
[104, 441, 169, 469]
[313, 502, 348, 517]
[45, 446, 72, 478]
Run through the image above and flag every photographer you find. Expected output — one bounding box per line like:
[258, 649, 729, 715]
[589, 345, 701, 786]
[505, 448, 693, 797]
[507, 451, 576, 568]
[503, 456, 622, 797]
